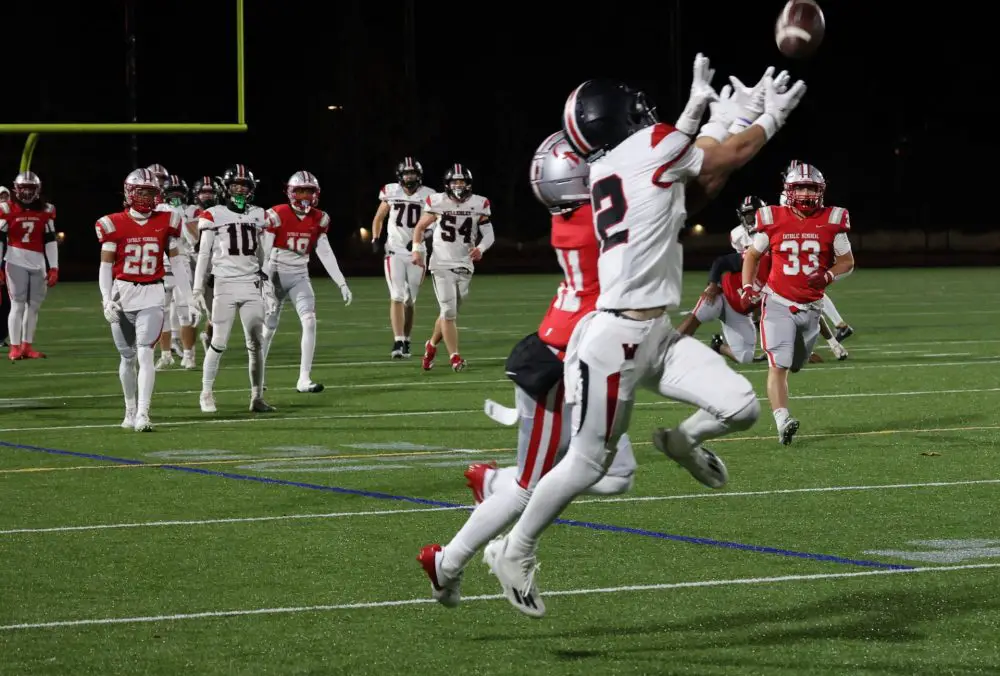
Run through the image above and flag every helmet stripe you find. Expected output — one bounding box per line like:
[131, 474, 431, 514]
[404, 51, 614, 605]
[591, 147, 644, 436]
[563, 84, 594, 154]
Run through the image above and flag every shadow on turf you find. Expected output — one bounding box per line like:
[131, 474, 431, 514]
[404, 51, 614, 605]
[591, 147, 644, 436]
[472, 583, 1000, 672]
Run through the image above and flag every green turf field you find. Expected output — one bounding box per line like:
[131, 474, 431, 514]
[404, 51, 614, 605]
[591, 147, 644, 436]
[1, 267, 998, 675]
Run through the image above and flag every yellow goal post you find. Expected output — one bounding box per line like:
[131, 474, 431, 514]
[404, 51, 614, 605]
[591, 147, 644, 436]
[1, 0, 247, 173]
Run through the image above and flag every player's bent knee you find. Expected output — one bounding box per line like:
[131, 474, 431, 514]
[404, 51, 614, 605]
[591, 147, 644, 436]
[732, 346, 755, 364]
[390, 292, 407, 303]
[118, 348, 136, 361]
[725, 393, 760, 432]
[439, 304, 457, 320]
[586, 472, 634, 496]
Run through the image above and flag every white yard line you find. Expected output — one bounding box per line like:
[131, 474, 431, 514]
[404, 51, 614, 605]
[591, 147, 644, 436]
[2, 386, 997, 433]
[2, 477, 997, 536]
[2, 563, 997, 630]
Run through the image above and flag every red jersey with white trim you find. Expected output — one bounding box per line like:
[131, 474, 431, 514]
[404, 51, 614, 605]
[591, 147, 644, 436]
[95, 209, 182, 283]
[537, 204, 600, 351]
[589, 122, 704, 310]
[721, 252, 771, 314]
[265, 204, 330, 272]
[0, 200, 56, 270]
[754, 204, 852, 304]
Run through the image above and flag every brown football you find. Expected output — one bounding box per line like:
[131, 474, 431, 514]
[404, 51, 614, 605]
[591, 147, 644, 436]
[775, 0, 825, 59]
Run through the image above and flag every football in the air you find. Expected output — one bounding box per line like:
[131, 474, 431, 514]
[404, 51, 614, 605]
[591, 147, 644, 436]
[775, 0, 825, 59]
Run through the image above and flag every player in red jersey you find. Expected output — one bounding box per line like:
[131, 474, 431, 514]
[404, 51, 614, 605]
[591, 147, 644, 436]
[96, 169, 195, 432]
[260, 171, 352, 393]
[742, 163, 855, 445]
[0, 172, 59, 360]
[679, 244, 771, 364]
[415, 131, 638, 608]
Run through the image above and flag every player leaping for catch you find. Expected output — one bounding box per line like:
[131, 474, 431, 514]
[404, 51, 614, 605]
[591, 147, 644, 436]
[411, 164, 494, 372]
[416, 132, 637, 608]
[260, 170, 353, 394]
[372, 158, 435, 359]
[742, 162, 855, 445]
[485, 57, 807, 617]
[0, 171, 59, 361]
[193, 164, 275, 414]
[95, 168, 194, 431]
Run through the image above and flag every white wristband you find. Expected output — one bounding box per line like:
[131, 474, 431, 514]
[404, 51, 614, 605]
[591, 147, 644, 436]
[697, 121, 729, 144]
[751, 114, 778, 141]
[413, 243, 426, 253]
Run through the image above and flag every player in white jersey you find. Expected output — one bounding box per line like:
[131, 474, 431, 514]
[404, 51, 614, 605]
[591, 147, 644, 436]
[154, 175, 200, 370]
[260, 171, 353, 393]
[371, 158, 435, 358]
[190, 176, 223, 352]
[193, 164, 274, 414]
[485, 57, 808, 617]
[411, 164, 494, 372]
[780, 160, 855, 346]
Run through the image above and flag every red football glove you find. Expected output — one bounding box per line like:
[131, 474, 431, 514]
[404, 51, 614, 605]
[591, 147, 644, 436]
[739, 283, 760, 304]
[47, 268, 59, 287]
[806, 270, 834, 289]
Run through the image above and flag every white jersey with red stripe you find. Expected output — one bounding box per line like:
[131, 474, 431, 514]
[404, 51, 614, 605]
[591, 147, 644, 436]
[423, 192, 492, 272]
[588, 122, 703, 311]
[197, 205, 267, 281]
[378, 183, 435, 253]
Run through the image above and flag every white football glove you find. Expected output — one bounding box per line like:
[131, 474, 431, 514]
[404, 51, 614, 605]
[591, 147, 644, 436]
[340, 284, 353, 306]
[754, 74, 807, 140]
[675, 52, 718, 136]
[261, 279, 280, 318]
[699, 67, 791, 142]
[192, 289, 210, 318]
[186, 304, 201, 327]
[102, 298, 122, 324]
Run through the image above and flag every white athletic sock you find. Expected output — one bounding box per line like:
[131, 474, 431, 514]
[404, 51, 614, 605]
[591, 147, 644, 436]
[202, 346, 223, 392]
[119, 356, 138, 412]
[394, 334, 405, 342]
[773, 407, 790, 428]
[441, 479, 531, 577]
[136, 346, 156, 415]
[22, 303, 39, 343]
[485, 466, 516, 501]
[506, 451, 604, 559]
[8, 301, 24, 344]
[249, 343, 264, 400]
[823, 293, 844, 327]
[183, 348, 194, 361]
[827, 337, 841, 350]
[299, 313, 316, 384]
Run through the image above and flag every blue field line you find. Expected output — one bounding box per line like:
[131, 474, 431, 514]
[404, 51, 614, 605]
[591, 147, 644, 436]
[1, 440, 913, 570]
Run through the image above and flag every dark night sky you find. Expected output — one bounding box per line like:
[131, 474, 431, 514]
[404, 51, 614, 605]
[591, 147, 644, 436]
[0, 1, 989, 269]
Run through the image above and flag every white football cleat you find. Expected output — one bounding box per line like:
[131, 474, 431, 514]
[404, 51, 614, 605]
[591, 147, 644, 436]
[121, 409, 136, 430]
[416, 544, 462, 608]
[296, 380, 324, 393]
[180, 353, 196, 369]
[154, 352, 174, 371]
[652, 428, 728, 489]
[831, 342, 849, 361]
[779, 417, 800, 446]
[133, 413, 153, 432]
[483, 535, 545, 618]
[200, 392, 217, 413]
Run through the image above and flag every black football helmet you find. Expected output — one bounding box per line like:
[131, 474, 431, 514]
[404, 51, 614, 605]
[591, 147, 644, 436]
[222, 164, 257, 210]
[192, 175, 221, 209]
[737, 195, 766, 233]
[443, 164, 472, 201]
[396, 157, 423, 192]
[561, 79, 658, 160]
[164, 174, 189, 207]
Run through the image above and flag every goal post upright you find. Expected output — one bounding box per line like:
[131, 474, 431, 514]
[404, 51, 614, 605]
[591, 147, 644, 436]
[4, 0, 247, 173]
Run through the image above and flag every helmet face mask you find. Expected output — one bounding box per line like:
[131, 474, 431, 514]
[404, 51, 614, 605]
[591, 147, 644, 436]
[124, 169, 161, 214]
[782, 162, 825, 215]
[285, 171, 320, 212]
[222, 165, 257, 211]
[443, 164, 472, 202]
[13, 171, 41, 204]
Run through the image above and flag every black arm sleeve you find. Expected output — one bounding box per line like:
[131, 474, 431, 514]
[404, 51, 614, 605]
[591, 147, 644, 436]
[708, 252, 742, 284]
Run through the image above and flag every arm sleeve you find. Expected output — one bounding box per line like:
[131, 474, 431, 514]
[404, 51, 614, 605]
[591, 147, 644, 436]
[314, 234, 347, 287]
[833, 232, 852, 256]
[477, 223, 495, 253]
[99, 261, 114, 302]
[751, 232, 770, 253]
[193, 230, 215, 293]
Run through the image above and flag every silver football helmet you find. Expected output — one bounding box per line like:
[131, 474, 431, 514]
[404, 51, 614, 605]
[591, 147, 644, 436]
[782, 162, 826, 214]
[12, 171, 42, 203]
[529, 131, 589, 214]
[286, 170, 320, 212]
[124, 168, 161, 213]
